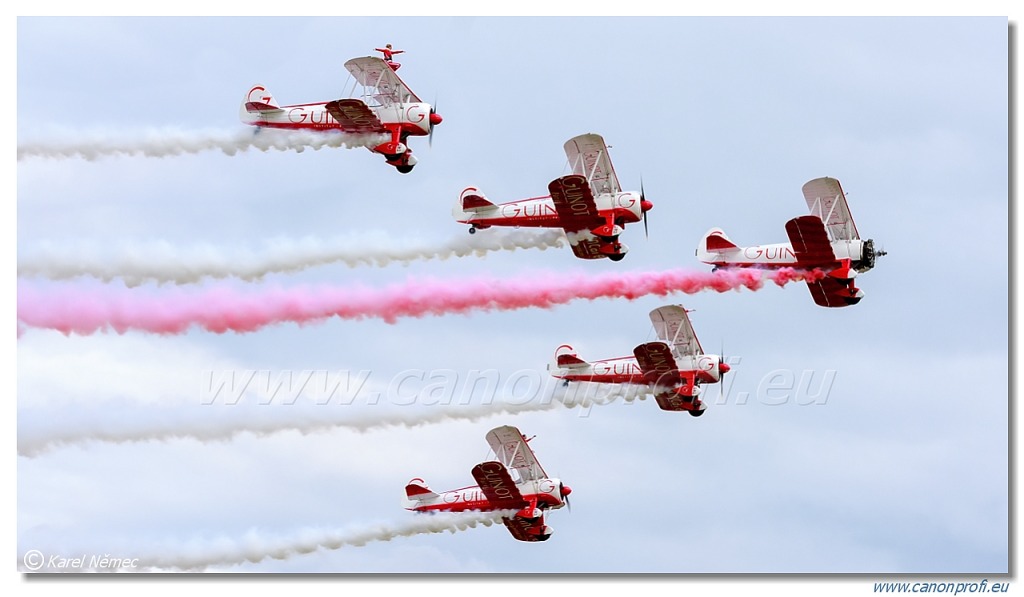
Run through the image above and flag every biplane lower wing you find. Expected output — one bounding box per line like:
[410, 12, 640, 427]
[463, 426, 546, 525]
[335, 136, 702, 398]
[805, 275, 864, 308]
[470, 461, 529, 510]
[324, 98, 387, 134]
[501, 514, 551, 542]
[786, 215, 865, 307]
[548, 175, 608, 260]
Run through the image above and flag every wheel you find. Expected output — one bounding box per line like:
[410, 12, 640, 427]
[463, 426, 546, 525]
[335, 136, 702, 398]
[608, 253, 626, 262]
[689, 408, 705, 418]
[396, 164, 414, 174]
[468, 227, 477, 234]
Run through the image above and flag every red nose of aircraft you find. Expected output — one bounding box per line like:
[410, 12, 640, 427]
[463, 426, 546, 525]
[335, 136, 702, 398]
[560, 485, 572, 497]
[719, 362, 731, 374]
[640, 199, 653, 213]
[429, 112, 443, 126]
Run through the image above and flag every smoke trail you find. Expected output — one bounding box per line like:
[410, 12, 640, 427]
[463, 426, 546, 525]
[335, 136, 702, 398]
[18, 383, 649, 457]
[21, 511, 512, 572]
[17, 128, 387, 161]
[18, 230, 567, 286]
[16, 268, 823, 336]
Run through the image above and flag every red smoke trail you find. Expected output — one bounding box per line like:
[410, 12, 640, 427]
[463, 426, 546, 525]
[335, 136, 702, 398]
[17, 268, 823, 336]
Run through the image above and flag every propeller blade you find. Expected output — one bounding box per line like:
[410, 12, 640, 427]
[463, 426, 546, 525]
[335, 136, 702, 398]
[429, 98, 438, 148]
[429, 110, 435, 147]
[640, 178, 650, 240]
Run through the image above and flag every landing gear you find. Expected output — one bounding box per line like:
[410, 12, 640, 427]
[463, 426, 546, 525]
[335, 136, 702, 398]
[608, 253, 626, 262]
[396, 164, 414, 174]
[689, 408, 705, 418]
[468, 226, 477, 235]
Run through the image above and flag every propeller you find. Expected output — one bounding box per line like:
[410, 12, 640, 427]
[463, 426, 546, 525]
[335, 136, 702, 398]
[428, 97, 442, 147]
[717, 340, 731, 403]
[559, 481, 572, 513]
[639, 178, 653, 240]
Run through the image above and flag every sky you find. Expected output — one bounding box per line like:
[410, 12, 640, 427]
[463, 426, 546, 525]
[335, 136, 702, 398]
[12, 12, 1011, 589]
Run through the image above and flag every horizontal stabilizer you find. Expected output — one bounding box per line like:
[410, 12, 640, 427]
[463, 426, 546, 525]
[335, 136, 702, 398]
[557, 354, 588, 367]
[554, 344, 588, 368]
[460, 187, 497, 212]
[245, 102, 281, 113]
[243, 85, 280, 113]
[706, 233, 738, 251]
[405, 479, 438, 501]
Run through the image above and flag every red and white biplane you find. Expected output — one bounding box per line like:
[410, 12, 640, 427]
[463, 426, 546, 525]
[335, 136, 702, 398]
[549, 305, 729, 417]
[453, 133, 652, 261]
[404, 425, 571, 542]
[696, 177, 885, 307]
[240, 46, 442, 173]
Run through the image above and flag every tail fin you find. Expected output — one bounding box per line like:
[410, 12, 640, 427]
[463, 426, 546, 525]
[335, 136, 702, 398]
[241, 85, 281, 123]
[696, 228, 739, 263]
[404, 478, 438, 501]
[554, 344, 588, 369]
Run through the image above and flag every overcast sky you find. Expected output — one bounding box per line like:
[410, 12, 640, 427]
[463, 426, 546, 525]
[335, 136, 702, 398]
[13, 13, 1009, 587]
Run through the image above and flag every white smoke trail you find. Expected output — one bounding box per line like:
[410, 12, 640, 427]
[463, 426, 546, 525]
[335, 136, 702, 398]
[17, 128, 387, 161]
[17, 383, 650, 457]
[18, 229, 567, 285]
[20, 511, 512, 572]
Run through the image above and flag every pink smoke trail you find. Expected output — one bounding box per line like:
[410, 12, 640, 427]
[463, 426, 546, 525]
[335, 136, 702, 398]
[17, 268, 823, 336]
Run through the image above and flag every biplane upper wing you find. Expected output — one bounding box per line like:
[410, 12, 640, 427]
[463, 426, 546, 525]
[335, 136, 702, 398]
[485, 425, 548, 483]
[649, 305, 703, 358]
[324, 99, 387, 134]
[470, 461, 529, 510]
[344, 56, 421, 105]
[785, 215, 838, 268]
[563, 133, 621, 196]
[801, 177, 860, 242]
[548, 175, 607, 260]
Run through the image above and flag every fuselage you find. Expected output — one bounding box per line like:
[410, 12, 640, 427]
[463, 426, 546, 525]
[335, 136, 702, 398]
[699, 239, 869, 269]
[454, 191, 644, 229]
[408, 478, 567, 513]
[243, 100, 433, 138]
[550, 354, 727, 384]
